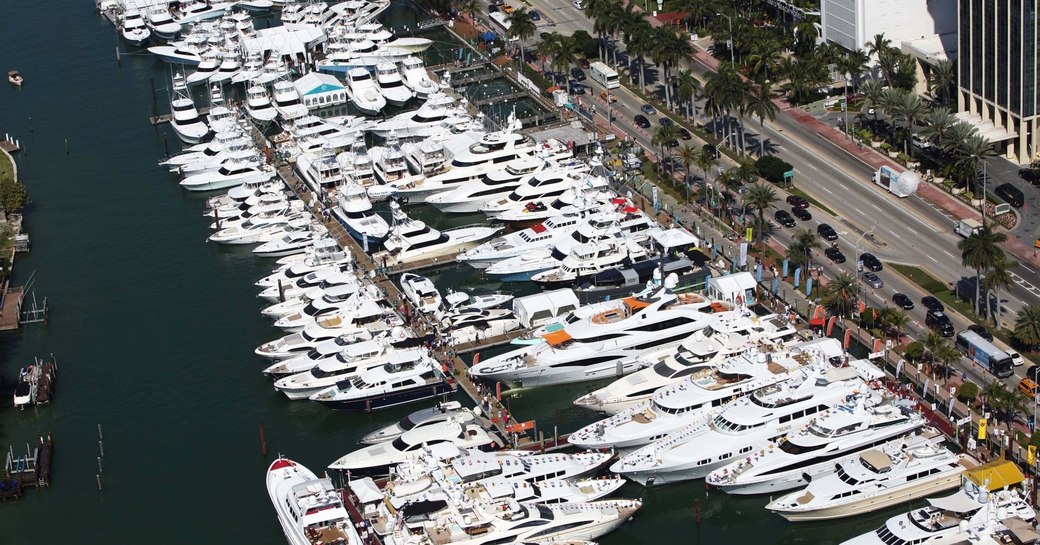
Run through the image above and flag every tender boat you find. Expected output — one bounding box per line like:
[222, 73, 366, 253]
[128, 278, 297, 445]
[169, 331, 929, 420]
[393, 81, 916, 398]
[400, 273, 441, 314]
[399, 56, 437, 99]
[360, 401, 473, 444]
[765, 438, 980, 521]
[610, 360, 886, 485]
[266, 457, 363, 545]
[345, 67, 386, 116]
[371, 201, 502, 267]
[7, 70, 24, 87]
[13, 364, 39, 408]
[309, 349, 451, 410]
[374, 61, 412, 106]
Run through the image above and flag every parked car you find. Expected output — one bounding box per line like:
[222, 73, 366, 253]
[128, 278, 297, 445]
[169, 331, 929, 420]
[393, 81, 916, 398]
[925, 310, 954, 337]
[995, 183, 1024, 208]
[487, 4, 499, 12]
[578, 58, 591, 69]
[862, 272, 884, 289]
[702, 144, 718, 157]
[679, 128, 691, 140]
[659, 117, 673, 127]
[1019, 168, 1040, 185]
[633, 114, 650, 128]
[640, 104, 656, 116]
[791, 207, 811, 221]
[892, 293, 914, 310]
[921, 295, 944, 313]
[570, 67, 586, 81]
[817, 223, 838, 241]
[824, 246, 846, 263]
[967, 324, 994, 342]
[786, 195, 809, 208]
[572, 0, 583, 8]
[660, 157, 685, 172]
[529, 9, 541, 20]
[568, 80, 585, 94]
[1025, 364, 1040, 380]
[1006, 348, 1025, 367]
[859, 252, 883, 271]
[774, 210, 796, 228]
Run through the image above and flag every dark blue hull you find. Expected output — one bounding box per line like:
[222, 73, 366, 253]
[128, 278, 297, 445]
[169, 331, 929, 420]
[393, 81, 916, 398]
[314, 381, 454, 411]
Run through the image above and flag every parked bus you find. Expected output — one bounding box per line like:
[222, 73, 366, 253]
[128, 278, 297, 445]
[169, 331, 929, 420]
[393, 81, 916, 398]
[955, 330, 1014, 378]
[589, 62, 619, 89]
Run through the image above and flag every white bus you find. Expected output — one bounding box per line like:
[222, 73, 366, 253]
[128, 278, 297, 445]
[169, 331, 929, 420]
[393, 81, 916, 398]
[589, 61, 619, 89]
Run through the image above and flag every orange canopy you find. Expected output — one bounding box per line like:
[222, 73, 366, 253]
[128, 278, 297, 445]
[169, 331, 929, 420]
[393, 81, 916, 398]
[543, 329, 573, 346]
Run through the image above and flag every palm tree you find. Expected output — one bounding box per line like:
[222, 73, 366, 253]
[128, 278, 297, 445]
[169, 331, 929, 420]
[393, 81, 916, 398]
[891, 91, 927, 157]
[927, 59, 957, 105]
[959, 226, 1008, 315]
[744, 81, 778, 156]
[694, 148, 719, 209]
[627, 23, 655, 93]
[839, 49, 870, 91]
[455, 0, 481, 20]
[1014, 305, 1040, 351]
[675, 69, 702, 121]
[506, 8, 538, 44]
[787, 228, 821, 269]
[824, 272, 859, 319]
[921, 108, 957, 153]
[746, 39, 784, 83]
[733, 158, 758, 187]
[880, 308, 909, 340]
[705, 65, 744, 152]
[935, 343, 962, 383]
[651, 27, 692, 111]
[584, 0, 617, 60]
[677, 144, 699, 202]
[651, 123, 681, 176]
[743, 183, 776, 244]
[984, 256, 1016, 327]
[948, 134, 997, 193]
[859, 78, 885, 123]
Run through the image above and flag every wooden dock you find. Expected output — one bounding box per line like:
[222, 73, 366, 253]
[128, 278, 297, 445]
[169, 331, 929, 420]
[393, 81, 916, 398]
[0, 285, 23, 331]
[1, 435, 53, 502]
[0, 139, 19, 154]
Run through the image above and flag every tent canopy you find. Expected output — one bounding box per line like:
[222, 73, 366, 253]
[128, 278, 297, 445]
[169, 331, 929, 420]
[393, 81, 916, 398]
[479, 31, 497, 42]
[963, 459, 1025, 491]
[926, 490, 983, 513]
[349, 477, 384, 504]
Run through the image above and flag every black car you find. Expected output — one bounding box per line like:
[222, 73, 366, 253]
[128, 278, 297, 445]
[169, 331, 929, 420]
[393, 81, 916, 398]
[659, 117, 674, 127]
[859, 252, 883, 272]
[568, 80, 585, 94]
[824, 246, 846, 263]
[995, 183, 1024, 208]
[529, 9, 541, 20]
[892, 293, 914, 310]
[487, 4, 499, 11]
[925, 310, 955, 337]
[1020, 169, 1040, 185]
[791, 207, 811, 221]
[702, 144, 718, 157]
[817, 223, 838, 241]
[633, 114, 651, 128]
[570, 67, 586, 81]
[679, 128, 692, 140]
[774, 210, 796, 228]
[967, 324, 994, 341]
[921, 295, 945, 313]
[1026, 364, 1040, 381]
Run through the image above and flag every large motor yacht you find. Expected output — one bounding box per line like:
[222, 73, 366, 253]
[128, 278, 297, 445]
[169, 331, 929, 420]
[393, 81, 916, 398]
[245, 84, 278, 122]
[457, 213, 586, 270]
[266, 457, 363, 545]
[573, 311, 799, 414]
[169, 74, 209, 144]
[181, 159, 275, 192]
[327, 419, 501, 474]
[368, 92, 473, 139]
[345, 67, 387, 116]
[360, 400, 475, 444]
[120, 8, 152, 46]
[399, 56, 438, 99]
[273, 336, 404, 399]
[529, 237, 652, 286]
[610, 358, 885, 485]
[271, 80, 309, 120]
[374, 61, 413, 106]
[332, 181, 390, 245]
[469, 284, 732, 388]
[371, 201, 502, 267]
[427, 160, 585, 215]
[309, 349, 451, 410]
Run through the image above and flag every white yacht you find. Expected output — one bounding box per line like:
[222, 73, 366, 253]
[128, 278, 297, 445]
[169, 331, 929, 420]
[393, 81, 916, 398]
[470, 286, 731, 388]
[272, 80, 308, 120]
[273, 284, 384, 332]
[706, 400, 931, 495]
[458, 214, 585, 270]
[181, 159, 275, 192]
[368, 92, 472, 139]
[244, 84, 278, 122]
[187, 50, 222, 85]
[443, 290, 513, 312]
[765, 438, 980, 521]
[296, 147, 346, 196]
[177, 144, 257, 175]
[273, 336, 403, 399]
[253, 226, 327, 258]
[345, 67, 386, 116]
[257, 265, 355, 303]
[399, 56, 438, 99]
[530, 237, 652, 286]
[309, 349, 450, 410]
[266, 457, 363, 545]
[610, 359, 885, 485]
[146, 5, 182, 41]
[361, 401, 475, 444]
[261, 275, 361, 318]
[840, 460, 1035, 545]
[402, 138, 450, 178]
[327, 419, 501, 474]
[568, 337, 844, 450]
[573, 312, 799, 414]
[210, 214, 309, 245]
[173, 1, 231, 25]
[479, 172, 603, 218]
[425, 157, 555, 214]
[369, 133, 415, 188]
[270, 293, 401, 337]
[256, 322, 387, 363]
[332, 181, 389, 245]
[255, 252, 350, 292]
[148, 31, 208, 65]
[169, 74, 209, 144]
[389, 118, 570, 203]
[401, 273, 441, 314]
[209, 53, 242, 84]
[232, 54, 264, 84]
[486, 176, 617, 223]
[356, 22, 433, 53]
[372, 201, 502, 267]
[374, 62, 413, 106]
[162, 130, 251, 168]
[121, 8, 152, 46]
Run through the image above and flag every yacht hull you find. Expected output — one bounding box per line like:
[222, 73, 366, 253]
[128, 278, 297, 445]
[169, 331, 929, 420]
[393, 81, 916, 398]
[478, 353, 643, 389]
[769, 474, 963, 521]
[310, 381, 452, 411]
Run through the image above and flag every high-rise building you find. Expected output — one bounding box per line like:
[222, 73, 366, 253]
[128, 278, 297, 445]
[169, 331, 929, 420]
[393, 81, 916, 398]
[821, 0, 956, 55]
[957, 0, 1038, 163]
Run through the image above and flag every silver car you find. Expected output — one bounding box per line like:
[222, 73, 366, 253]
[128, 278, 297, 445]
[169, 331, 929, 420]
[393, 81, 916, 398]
[862, 272, 884, 289]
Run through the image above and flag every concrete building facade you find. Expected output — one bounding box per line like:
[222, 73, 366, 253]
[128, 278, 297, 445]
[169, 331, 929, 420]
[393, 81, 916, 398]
[821, 0, 956, 54]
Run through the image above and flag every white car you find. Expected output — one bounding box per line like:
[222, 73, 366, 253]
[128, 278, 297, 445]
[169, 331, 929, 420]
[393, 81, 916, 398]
[573, 0, 583, 8]
[1006, 348, 1025, 366]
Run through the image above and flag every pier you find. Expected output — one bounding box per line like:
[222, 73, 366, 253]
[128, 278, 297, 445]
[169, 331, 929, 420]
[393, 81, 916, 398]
[1, 435, 53, 502]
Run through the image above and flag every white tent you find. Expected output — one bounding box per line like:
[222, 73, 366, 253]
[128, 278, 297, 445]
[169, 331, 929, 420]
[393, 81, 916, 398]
[512, 288, 580, 329]
[241, 24, 326, 60]
[349, 477, 384, 504]
[706, 272, 757, 305]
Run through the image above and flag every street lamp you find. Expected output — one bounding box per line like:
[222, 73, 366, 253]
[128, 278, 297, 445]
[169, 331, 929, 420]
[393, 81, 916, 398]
[716, 13, 735, 65]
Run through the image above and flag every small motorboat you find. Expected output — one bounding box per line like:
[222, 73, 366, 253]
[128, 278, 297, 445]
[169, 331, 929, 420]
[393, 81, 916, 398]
[8, 70, 23, 87]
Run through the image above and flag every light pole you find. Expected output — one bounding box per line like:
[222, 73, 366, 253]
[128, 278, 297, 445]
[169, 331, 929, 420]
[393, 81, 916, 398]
[716, 13, 735, 65]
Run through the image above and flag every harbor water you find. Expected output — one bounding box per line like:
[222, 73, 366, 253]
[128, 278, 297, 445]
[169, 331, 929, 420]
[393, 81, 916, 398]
[1, 2, 903, 543]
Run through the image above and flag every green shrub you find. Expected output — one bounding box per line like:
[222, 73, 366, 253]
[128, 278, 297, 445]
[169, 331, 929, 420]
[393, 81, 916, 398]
[956, 381, 979, 404]
[571, 31, 598, 59]
[904, 342, 925, 362]
[754, 156, 793, 184]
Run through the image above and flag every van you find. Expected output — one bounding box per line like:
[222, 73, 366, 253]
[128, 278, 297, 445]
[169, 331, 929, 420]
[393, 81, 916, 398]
[925, 310, 955, 337]
[995, 183, 1024, 208]
[1019, 377, 1040, 397]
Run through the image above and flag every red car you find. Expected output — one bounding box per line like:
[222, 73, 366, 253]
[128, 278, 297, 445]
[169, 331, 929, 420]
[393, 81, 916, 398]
[786, 195, 809, 208]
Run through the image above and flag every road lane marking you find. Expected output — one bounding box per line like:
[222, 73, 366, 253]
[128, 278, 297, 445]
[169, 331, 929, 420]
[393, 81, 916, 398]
[927, 255, 939, 262]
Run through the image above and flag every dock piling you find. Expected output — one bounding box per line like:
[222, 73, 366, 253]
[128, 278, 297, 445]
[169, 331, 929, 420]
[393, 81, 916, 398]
[115, 47, 120, 65]
[98, 439, 104, 458]
[97, 456, 103, 474]
[259, 424, 267, 457]
[149, 77, 158, 121]
[96, 474, 102, 491]
[97, 423, 102, 441]
[64, 138, 68, 155]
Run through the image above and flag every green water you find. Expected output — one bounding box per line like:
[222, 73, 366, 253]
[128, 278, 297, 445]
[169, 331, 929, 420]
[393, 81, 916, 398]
[0, 3, 903, 544]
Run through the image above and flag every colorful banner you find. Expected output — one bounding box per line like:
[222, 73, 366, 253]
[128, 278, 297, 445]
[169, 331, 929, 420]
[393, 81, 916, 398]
[738, 242, 748, 267]
[745, 227, 753, 242]
[1030, 445, 1037, 465]
[826, 316, 837, 336]
[843, 328, 852, 349]
[978, 418, 987, 440]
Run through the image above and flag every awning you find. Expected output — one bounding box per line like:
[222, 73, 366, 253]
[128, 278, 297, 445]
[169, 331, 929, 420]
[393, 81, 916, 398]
[954, 112, 1017, 143]
[859, 449, 892, 472]
[623, 296, 651, 312]
[349, 477, 384, 504]
[926, 490, 983, 513]
[963, 459, 1025, 491]
[479, 31, 497, 42]
[543, 329, 572, 346]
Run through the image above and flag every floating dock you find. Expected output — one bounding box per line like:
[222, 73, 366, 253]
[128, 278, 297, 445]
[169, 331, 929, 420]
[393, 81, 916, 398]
[1, 435, 53, 502]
